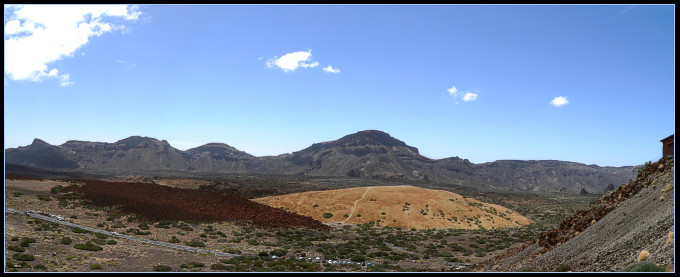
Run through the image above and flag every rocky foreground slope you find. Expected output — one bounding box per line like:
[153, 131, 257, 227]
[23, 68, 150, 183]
[482, 155, 674, 272]
[5, 130, 638, 194]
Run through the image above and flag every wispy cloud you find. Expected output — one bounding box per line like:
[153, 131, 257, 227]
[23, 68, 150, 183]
[322, 65, 341, 73]
[265, 50, 319, 72]
[4, 5, 142, 86]
[620, 5, 637, 15]
[550, 96, 569, 107]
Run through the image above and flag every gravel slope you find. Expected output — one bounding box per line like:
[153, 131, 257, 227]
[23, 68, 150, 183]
[485, 156, 674, 272]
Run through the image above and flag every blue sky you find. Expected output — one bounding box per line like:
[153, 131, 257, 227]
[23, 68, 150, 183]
[4, 4, 675, 167]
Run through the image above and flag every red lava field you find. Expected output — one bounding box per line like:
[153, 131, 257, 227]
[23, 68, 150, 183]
[63, 179, 330, 230]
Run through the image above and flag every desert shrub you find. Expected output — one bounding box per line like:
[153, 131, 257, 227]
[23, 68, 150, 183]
[153, 265, 173, 272]
[12, 253, 35, 261]
[92, 238, 108, 245]
[638, 250, 650, 262]
[138, 222, 150, 230]
[95, 233, 109, 239]
[90, 263, 103, 270]
[74, 241, 103, 251]
[154, 222, 171, 229]
[106, 240, 117, 245]
[270, 249, 288, 257]
[170, 236, 181, 243]
[181, 262, 205, 268]
[21, 237, 36, 244]
[60, 237, 73, 245]
[350, 255, 366, 262]
[50, 185, 64, 194]
[34, 264, 48, 271]
[37, 195, 51, 201]
[620, 261, 666, 272]
[323, 213, 334, 219]
[185, 239, 206, 248]
[555, 264, 571, 272]
[7, 245, 25, 252]
[72, 227, 89, 234]
[210, 263, 228, 270]
[13, 192, 24, 197]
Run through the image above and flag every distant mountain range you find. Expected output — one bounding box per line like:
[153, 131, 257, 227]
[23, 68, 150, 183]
[4, 130, 640, 194]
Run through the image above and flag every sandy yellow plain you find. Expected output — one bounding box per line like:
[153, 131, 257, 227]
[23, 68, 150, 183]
[252, 185, 532, 230]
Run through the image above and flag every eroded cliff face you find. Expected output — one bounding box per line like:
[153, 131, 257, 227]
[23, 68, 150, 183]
[484, 156, 674, 272]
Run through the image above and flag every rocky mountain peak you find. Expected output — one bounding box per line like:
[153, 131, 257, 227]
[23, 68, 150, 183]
[30, 138, 50, 147]
[332, 130, 419, 154]
[114, 136, 166, 150]
[187, 143, 253, 159]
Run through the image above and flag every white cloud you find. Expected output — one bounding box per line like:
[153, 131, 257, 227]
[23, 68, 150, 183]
[265, 50, 320, 72]
[447, 86, 458, 97]
[323, 65, 340, 73]
[447, 85, 479, 103]
[550, 96, 569, 107]
[4, 5, 142, 86]
[462, 92, 478, 102]
[59, 73, 73, 87]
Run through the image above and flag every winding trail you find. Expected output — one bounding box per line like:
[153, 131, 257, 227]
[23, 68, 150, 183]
[341, 187, 372, 224]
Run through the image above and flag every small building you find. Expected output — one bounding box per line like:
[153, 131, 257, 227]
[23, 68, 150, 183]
[660, 134, 674, 156]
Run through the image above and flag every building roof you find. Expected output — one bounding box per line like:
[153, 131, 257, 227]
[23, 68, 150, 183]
[660, 134, 674, 142]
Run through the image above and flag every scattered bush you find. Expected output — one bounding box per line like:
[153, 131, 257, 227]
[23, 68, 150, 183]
[7, 245, 26, 252]
[350, 255, 366, 263]
[72, 227, 89, 234]
[74, 241, 103, 251]
[37, 195, 51, 201]
[90, 263, 104, 270]
[210, 263, 228, 270]
[555, 264, 571, 272]
[270, 249, 288, 257]
[185, 239, 206, 248]
[638, 250, 650, 262]
[60, 237, 73, 245]
[153, 265, 173, 272]
[323, 213, 334, 219]
[620, 261, 666, 272]
[12, 253, 35, 261]
[34, 264, 48, 271]
[50, 185, 64, 194]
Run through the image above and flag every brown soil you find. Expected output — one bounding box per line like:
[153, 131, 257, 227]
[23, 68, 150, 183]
[252, 185, 533, 230]
[154, 179, 213, 189]
[4, 179, 67, 195]
[62, 179, 330, 230]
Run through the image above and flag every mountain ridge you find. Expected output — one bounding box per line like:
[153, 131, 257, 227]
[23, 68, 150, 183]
[4, 130, 640, 194]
